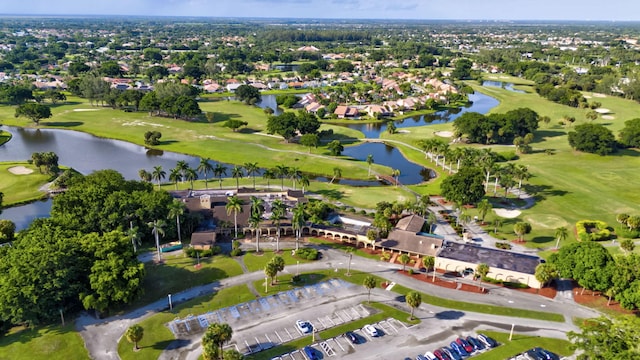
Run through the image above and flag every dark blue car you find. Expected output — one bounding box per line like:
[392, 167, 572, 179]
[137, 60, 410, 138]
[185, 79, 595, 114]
[466, 336, 485, 351]
[450, 341, 469, 357]
[303, 346, 318, 360]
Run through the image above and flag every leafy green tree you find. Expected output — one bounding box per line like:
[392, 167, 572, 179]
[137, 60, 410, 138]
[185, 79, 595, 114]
[422, 256, 435, 272]
[399, 253, 411, 272]
[299, 133, 319, 152]
[534, 263, 558, 287]
[619, 118, 640, 148]
[269, 255, 285, 284]
[451, 58, 473, 79]
[266, 112, 297, 142]
[100, 61, 124, 77]
[264, 262, 278, 286]
[234, 85, 261, 104]
[548, 241, 615, 294]
[568, 123, 617, 155]
[441, 167, 486, 205]
[225, 195, 244, 238]
[14, 103, 52, 125]
[476, 263, 490, 279]
[327, 140, 344, 156]
[406, 291, 422, 320]
[620, 239, 636, 254]
[363, 276, 376, 303]
[0, 219, 15, 244]
[125, 325, 144, 351]
[330, 167, 342, 184]
[568, 316, 640, 359]
[2, 85, 33, 104]
[223, 119, 248, 132]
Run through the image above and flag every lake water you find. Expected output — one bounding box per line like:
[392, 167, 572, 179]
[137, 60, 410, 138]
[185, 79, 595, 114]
[1, 91, 498, 229]
[481, 80, 526, 93]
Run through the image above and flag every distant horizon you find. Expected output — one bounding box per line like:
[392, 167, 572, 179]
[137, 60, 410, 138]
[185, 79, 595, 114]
[0, 0, 637, 22]
[0, 14, 637, 24]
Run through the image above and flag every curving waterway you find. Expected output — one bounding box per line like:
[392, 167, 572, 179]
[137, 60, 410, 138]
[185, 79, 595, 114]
[1, 90, 501, 229]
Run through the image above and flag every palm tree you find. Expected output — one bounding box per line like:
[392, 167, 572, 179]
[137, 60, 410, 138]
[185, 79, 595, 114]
[231, 166, 244, 190]
[330, 167, 342, 184]
[197, 158, 214, 189]
[274, 164, 289, 190]
[249, 196, 265, 252]
[476, 199, 492, 224]
[263, 169, 276, 190]
[426, 212, 437, 233]
[213, 164, 227, 189]
[125, 325, 144, 351]
[298, 175, 310, 194]
[366, 154, 374, 177]
[399, 253, 411, 272]
[169, 167, 182, 190]
[148, 219, 166, 261]
[138, 169, 152, 182]
[151, 165, 166, 189]
[202, 323, 233, 360]
[391, 168, 400, 187]
[513, 165, 530, 198]
[225, 195, 244, 238]
[270, 199, 286, 252]
[292, 203, 306, 250]
[167, 200, 186, 244]
[289, 167, 302, 190]
[554, 226, 569, 250]
[175, 160, 189, 183]
[126, 224, 141, 253]
[406, 291, 422, 320]
[185, 167, 198, 189]
[243, 162, 259, 189]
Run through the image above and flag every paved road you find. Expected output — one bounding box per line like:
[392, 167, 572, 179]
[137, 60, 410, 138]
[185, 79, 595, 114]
[77, 243, 599, 359]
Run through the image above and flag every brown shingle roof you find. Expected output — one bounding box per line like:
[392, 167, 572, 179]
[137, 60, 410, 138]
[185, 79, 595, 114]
[380, 229, 443, 257]
[395, 215, 425, 233]
[191, 231, 217, 247]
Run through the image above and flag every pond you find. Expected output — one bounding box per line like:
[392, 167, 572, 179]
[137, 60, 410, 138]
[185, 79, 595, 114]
[481, 80, 526, 93]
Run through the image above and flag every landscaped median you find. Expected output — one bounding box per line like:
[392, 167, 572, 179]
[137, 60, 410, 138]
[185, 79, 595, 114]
[0, 324, 89, 360]
[472, 330, 572, 360]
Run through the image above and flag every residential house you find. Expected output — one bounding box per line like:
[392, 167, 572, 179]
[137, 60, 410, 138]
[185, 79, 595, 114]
[334, 105, 359, 119]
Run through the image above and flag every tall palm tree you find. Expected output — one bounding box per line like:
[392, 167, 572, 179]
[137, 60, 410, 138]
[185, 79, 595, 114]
[476, 199, 493, 224]
[513, 164, 530, 198]
[391, 168, 400, 187]
[175, 160, 189, 183]
[243, 162, 259, 189]
[292, 203, 306, 250]
[270, 199, 286, 252]
[298, 175, 310, 194]
[185, 167, 198, 189]
[167, 200, 185, 243]
[148, 219, 166, 261]
[330, 167, 342, 184]
[554, 226, 569, 250]
[213, 163, 227, 189]
[275, 164, 289, 190]
[169, 167, 182, 190]
[366, 154, 374, 177]
[126, 224, 141, 253]
[138, 169, 152, 182]
[249, 196, 265, 252]
[197, 158, 214, 189]
[225, 195, 244, 238]
[289, 167, 302, 190]
[151, 165, 166, 189]
[263, 169, 276, 190]
[231, 166, 244, 190]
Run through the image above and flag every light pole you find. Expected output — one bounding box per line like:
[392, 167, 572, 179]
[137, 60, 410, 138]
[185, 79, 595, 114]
[296, 261, 299, 276]
[347, 253, 353, 276]
[168, 294, 173, 311]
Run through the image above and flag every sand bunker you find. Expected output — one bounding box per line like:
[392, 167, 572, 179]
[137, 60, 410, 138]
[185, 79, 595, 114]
[595, 108, 611, 114]
[73, 109, 101, 112]
[592, 93, 607, 98]
[493, 208, 521, 218]
[8, 166, 34, 175]
[601, 115, 615, 120]
[434, 131, 453, 138]
[122, 120, 165, 128]
[397, 129, 411, 134]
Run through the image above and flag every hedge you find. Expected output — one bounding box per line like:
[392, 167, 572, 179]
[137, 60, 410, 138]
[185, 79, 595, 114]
[575, 220, 611, 242]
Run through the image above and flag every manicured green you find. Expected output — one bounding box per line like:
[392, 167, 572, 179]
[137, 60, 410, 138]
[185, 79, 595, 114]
[472, 330, 573, 360]
[243, 249, 315, 273]
[0, 162, 51, 206]
[123, 253, 243, 312]
[0, 130, 11, 146]
[118, 285, 254, 360]
[0, 324, 90, 360]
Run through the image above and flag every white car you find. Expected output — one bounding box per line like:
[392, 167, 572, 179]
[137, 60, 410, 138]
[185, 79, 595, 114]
[423, 351, 438, 360]
[296, 320, 312, 333]
[363, 324, 379, 337]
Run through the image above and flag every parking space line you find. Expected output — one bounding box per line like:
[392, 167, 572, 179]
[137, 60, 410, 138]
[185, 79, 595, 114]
[324, 315, 335, 326]
[274, 330, 284, 343]
[331, 337, 346, 352]
[350, 307, 360, 319]
[342, 309, 352, 320]
[317, 317, 327, 329]
[253, 337, 262, 351]
[386, 319, 398, 333]
[243, 340, 252, 354]
[265, 333, 273, 346]
[285, 327, 293, 339]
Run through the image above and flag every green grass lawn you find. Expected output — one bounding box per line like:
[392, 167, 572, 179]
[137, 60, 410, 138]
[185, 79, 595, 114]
[118, 285, 255, 360]
[0, 130, 11, 146]
[307, 237, 381, 261]
[243, 249, 316, 273]
[0, 324, 90, 360]
[473, 330, 573, 360]
[0, 162, 51, 206]
[121, 253, 243, 312]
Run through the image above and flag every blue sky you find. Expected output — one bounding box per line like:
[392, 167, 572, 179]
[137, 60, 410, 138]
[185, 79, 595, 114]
[2, 0, 638, 21]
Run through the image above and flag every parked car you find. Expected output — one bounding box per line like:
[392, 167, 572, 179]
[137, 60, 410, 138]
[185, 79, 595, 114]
[529, 347, 558, 360]
[302, 346, 318, 360]
[466, 336, 485, 351]
[363, 324, 379, 337]
[343, 331, 359, 344]
[296, 320, 312, 334]
[442, 346, 462, 360]
[456, 337, 474, 353]
[477, 333, 498, 348]
[536, 348, 559, 360]
[416, 355, 429, 360]
[433, 349, 451, 360]
[450, 341, 469, 357]
[526, 349, 546, 360]
[423, 351, 438, 360]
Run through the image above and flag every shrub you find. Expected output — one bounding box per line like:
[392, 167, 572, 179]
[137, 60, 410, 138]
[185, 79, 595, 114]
[496, 151, 519, 162]
[408, 269, 414, 275]
[615, 225, 640, 239]
[576, 220, 612, 241]
[295, 247, 319, 260]
[495, 242, 512, 250]
[292, 275, 301, 283]
[230, 248, 243, 257]
[184, 246, 220, 258]
[381, 252, 392, 261]
[359, 210, 367, 215]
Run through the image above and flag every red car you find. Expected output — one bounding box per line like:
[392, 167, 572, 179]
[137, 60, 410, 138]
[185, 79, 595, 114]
[456, 337, 474, 353]
[433, 349, 451, 360]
